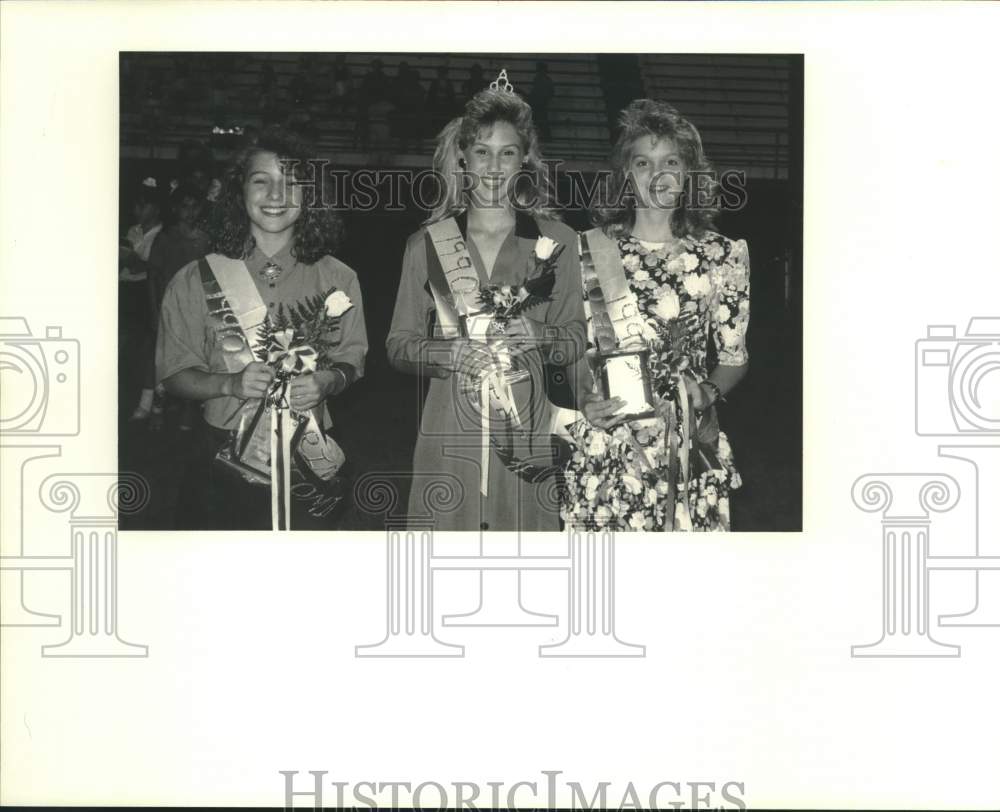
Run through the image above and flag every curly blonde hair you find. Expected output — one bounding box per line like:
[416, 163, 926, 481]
[425, 88, 557, 224]
[592, 99, 718, 239]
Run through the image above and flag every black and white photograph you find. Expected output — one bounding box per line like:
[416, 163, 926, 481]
[117, 51, 803, 533]
[10, 3, 997, 810]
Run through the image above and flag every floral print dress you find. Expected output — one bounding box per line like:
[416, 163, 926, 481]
[560, 231, 750, 531]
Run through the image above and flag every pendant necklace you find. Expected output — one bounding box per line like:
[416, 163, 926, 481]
[261, 260, 284, 288]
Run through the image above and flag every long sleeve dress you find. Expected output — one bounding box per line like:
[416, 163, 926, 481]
[386, 210, 586, 531]
[559, 230, 750, 532]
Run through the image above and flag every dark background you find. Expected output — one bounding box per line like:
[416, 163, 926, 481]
[118, 52, 802, 531]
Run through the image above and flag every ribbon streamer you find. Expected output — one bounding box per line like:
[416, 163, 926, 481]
[268, 381, 295, 531]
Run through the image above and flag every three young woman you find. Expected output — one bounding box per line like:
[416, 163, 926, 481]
[153, 86, 749, 532]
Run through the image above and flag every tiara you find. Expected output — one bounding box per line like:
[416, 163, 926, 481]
[489, 69, 515, 94]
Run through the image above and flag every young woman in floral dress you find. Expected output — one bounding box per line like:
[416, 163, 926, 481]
[560, 99, 750, 532]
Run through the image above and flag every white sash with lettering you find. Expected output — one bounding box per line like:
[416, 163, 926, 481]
[425, 217, 518, 495]
[205, 255, 322, 531]
[552, 229, 650, 440]
[581, 228, 647, 347]
[425, 217, 480, 335]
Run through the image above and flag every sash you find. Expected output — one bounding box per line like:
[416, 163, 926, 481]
[200, 255, 336, 530]
[201, 254, 267, 371]
[424, 217, 521, 496]
[580, 228, 647, 350]
[424, 218, 481, 338]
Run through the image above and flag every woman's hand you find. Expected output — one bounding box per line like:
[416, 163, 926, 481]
[288, 370, 342, 412]
[582, 392, 629, 432]
[449, 339, 497, 379]
[225, 361, 274, 400]
[501, 315, 548, 356]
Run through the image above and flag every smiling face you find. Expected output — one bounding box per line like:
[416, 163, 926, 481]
[243, 150, 303, 244]
[627, 134, 685, 210]
[461, 121, 525, 209]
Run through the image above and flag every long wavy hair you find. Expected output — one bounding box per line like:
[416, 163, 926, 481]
[425, 87, 557, 224]
[592, 99, 718, 239]
[207, 126, 343, 263]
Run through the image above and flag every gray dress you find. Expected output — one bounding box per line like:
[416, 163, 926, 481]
[386, 211, 585, 531]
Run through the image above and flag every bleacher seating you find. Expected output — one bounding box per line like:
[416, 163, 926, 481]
[121, 53, 797, 179]
[638, 55, 795, 180]
[120, 53, 612, 167]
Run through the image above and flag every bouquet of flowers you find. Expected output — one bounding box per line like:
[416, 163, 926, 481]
[646, 299, 702, 400]
[254, 287, 354, 403]
[218, 287, 355, 528]
[475, 236, 563, 332]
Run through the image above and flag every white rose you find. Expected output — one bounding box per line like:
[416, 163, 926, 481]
[716, 304, 731, 322]
[682, 252, 699, 272]
[622, 474, 643, 496]
[623, 254, 641, 272]
[629, 513, 646, 531]
[633, 269, 650, 282]
[324, 290, 353, 318]
[651, 290, 680, 321]
[534, 236, 559, 260]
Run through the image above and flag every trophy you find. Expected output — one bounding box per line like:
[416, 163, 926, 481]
[582, 234, 657, 421]
[590, 345, 657, 422]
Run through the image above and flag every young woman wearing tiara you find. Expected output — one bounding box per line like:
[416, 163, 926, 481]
[386, 71, 586, 531]
[558, 99, 750, 532]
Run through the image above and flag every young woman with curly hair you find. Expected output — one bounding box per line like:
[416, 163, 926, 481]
[156, 126, 367, 529]
[386, 76, 586, 531]
[558, 99, 751, 532]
